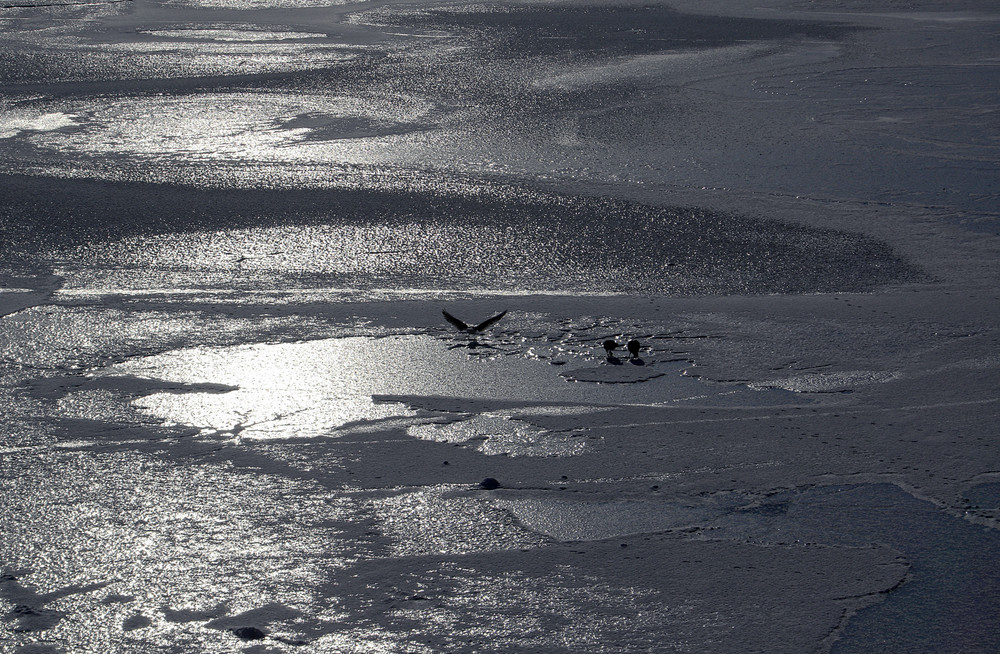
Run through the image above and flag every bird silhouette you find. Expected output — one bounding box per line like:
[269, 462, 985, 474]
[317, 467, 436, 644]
[603, 339, 619, 360]
[626, 339, 641, 359]
[442, 310, 507, 334]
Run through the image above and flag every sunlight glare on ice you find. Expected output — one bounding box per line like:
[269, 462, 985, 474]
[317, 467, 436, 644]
[0, 112, 79, 139]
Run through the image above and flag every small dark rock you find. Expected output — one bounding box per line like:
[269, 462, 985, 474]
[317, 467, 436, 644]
[479, 477, 501, 490]
[232, 626, 267, 641]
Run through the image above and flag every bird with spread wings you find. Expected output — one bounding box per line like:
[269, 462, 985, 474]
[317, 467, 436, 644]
[442, 310, 508, 333]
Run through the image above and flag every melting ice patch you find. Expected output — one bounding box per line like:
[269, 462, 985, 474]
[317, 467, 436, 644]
[0, 92, 435, 162]
[494, 493, 713, 541]
[372, 485, 548, 556]
[77, 334, 798, 445]
[163, 0, 357, 8]
[532, 43, 772, 91]
[407, 413, 589, 457]
[751, 370, 899, 393]
[100, 334, 645, 441]
[0, 112, 79, 139]
[25, 180, 927, 297]
[99, 338, 420, 440]
[142, 28, 327, 42]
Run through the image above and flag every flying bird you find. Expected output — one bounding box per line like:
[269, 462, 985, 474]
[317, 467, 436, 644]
[442, 309, 508, 334]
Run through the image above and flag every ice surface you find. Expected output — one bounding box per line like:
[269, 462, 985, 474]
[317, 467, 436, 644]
[140, 28, 328, 41]
[0, 175, 927, 297]
[2, 0, 999, 651]
[40, 334, 803, 444]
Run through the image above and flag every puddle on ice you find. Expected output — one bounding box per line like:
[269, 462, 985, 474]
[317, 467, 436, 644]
[406, 412, 590, 457]
[493, 493, 713, 541]
[98, 334, 798, 443]
[750, 369, 899, 393]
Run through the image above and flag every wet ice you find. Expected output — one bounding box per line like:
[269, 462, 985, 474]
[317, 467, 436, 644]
[73, 334, 801, 442]
[2, 0, 1000, 651]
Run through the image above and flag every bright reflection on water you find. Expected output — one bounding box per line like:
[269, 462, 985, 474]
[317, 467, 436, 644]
[141, 29, 328, 42]
[407, 412, 589, 457]
[0, 446, 355, 653]
[163, 0, 358, 8]
[0, 111, 80, 139]
[32, 180, 924, 297]
[98, 335, 772, 443]
[0, 91, 436, 172]
[374, 485, 549, 556]
[108, 337, 424, 440]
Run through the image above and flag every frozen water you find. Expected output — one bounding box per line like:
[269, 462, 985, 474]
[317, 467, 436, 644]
[2, 0, 999, 651]
[140, 28, 328, 41]
[54, 334, 804, 443]
[1, 174, 926, 296]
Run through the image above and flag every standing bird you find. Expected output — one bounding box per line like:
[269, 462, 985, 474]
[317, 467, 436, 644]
[442, 309, 507, 334]
[603, 339, 619, 360]
[626, 339, 641, 360]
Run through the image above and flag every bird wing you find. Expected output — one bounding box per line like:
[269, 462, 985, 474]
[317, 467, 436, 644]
[442, 310, 470, 331]
[474, 311, 507, 332]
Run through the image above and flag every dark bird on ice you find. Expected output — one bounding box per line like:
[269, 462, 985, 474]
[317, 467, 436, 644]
[626, 339, 641, 359]
[603, 339, 619, 359]
[442, 309, 507, 334]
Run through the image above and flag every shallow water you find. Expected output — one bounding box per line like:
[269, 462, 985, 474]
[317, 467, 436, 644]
[76, 334, 803, 443]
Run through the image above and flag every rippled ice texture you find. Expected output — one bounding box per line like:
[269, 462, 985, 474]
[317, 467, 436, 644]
[2, 175, 926, 296]
[2, 0, 1000, 652]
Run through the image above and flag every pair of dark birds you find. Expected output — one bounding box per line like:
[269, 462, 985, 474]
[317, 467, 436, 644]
[603, 338, 642, 361]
